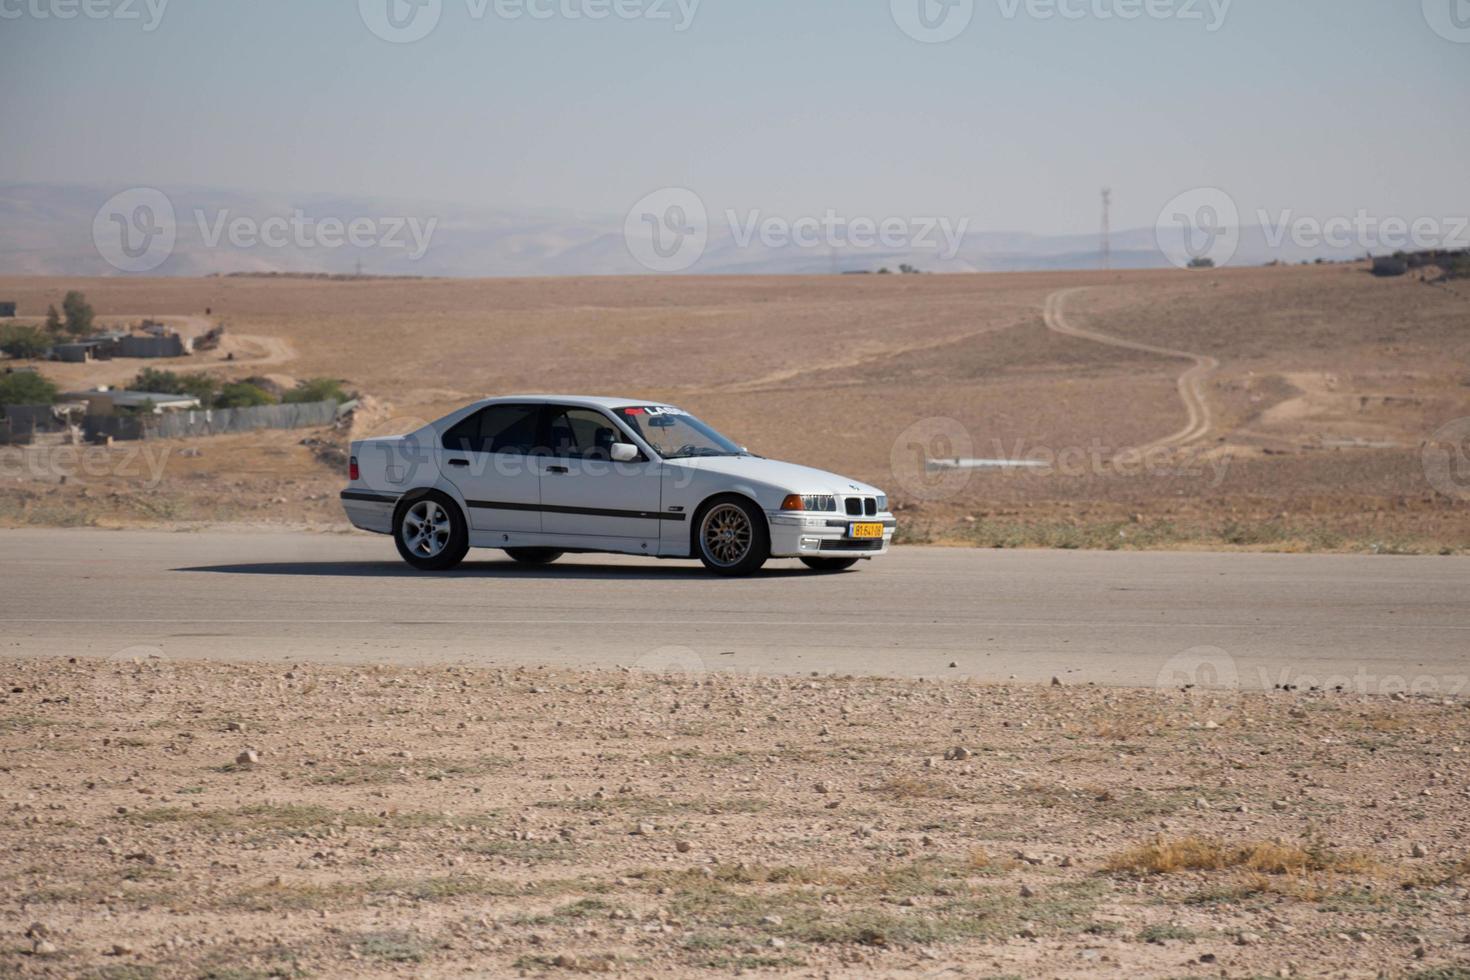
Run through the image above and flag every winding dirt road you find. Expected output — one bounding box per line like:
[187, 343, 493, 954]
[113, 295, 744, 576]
[1043, 287, 1218, 452]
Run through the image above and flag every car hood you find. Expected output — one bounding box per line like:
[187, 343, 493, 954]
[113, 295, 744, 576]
[672, 456, 883, 496]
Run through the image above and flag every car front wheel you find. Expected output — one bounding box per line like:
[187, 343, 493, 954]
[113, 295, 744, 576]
[393, 493, 470, 571]
[695, 496, 770, 577]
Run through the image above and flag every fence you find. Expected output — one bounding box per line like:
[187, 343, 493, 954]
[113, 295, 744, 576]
[0, 398, 353, 444]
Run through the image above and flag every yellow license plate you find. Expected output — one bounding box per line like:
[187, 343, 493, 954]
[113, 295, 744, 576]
[849, 523, 884, 539]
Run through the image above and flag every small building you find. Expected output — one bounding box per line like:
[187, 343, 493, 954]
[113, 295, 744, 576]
[1371, 255, 1408, 278]
[0, 302, 16, 318]
[61, 387, 202, 415]
[116, 332, 190, 358]
[52, 340, 114, 363]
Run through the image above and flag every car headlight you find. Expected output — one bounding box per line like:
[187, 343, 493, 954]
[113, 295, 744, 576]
[876, 494, 888, 512]
[780, 494, 837, 512]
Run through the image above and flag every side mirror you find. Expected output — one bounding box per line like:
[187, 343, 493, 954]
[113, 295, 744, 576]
[610, 442, 640, 463]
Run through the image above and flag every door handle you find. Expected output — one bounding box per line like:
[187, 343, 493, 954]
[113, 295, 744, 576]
[546, 465, 570, 474]
[447, 459, 469, 468]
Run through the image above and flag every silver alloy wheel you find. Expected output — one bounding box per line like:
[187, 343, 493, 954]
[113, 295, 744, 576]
[401, 499, 450, 558]
[700, 502, 753, 568]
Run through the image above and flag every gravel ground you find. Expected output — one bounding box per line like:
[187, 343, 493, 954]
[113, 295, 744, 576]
[2, 656, 1468, 979]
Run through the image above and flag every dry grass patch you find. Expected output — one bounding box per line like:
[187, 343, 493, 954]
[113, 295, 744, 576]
[873, 775, 963, 800]
[1106, 836, 1378, 877]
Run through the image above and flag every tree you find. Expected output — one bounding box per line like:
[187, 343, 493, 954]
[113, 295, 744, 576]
[213, 382, 274, 409]
[61, 291, 94, 337]
[43, 305, 62, 336]
[127, 368, 219, 406]
[0, 325, 52, 360]
[283, 378, 348, 404]
[0, 371, 60, 410]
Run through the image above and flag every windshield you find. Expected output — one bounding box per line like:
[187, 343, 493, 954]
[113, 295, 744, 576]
[615, 406, 746, 460]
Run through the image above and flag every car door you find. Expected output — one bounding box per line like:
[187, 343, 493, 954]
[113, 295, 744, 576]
[537, 405, 664, 540]
[438, 403, 543, 533]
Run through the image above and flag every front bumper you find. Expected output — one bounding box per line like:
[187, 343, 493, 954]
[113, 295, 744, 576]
[766, 512, 896, 559]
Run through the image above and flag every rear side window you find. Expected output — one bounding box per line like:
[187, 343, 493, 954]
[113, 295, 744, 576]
[442, 405, 541, 455]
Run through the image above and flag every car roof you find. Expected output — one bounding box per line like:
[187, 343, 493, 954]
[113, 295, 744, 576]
[468, 395, 670, 411]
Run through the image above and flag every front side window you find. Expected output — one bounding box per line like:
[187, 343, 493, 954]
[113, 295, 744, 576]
[615, 405, 745, 460]
[544, 407, 629, 460]
[442, 404, 541, 455]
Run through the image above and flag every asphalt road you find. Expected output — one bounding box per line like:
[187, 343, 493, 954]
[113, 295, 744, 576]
[3, 529, 1468, 693]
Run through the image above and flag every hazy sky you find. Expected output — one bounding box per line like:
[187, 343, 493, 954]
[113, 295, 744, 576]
[2, 0, 1467, 233]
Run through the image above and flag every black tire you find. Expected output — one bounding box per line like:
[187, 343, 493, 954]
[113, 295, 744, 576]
[800, 557, 860, 572]
[505, 548, 563, 566]
[393, 491, 470, 571]
[693, 495, 770, 577]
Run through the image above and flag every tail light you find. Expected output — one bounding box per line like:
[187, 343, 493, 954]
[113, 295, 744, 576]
[348, 455, 359, 481]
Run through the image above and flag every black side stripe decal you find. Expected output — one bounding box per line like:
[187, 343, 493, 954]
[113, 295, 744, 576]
[341, 491, 400, 504]
[466, 500, 685, 522]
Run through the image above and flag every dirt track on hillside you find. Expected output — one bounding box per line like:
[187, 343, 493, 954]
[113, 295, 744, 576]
[1043, 287, 1219, 452]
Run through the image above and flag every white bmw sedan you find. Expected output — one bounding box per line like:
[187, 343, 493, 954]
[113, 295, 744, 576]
[341, 396, 896, 576]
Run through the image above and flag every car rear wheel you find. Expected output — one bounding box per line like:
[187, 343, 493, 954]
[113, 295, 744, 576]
[695, 496, 769, 577]
[505, 548, 563, 565]
[393, 493, 469, 571]
[800, 557, 860, 572]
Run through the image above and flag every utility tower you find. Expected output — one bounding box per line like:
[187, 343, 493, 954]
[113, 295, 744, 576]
[1100, 187, 1112, 271]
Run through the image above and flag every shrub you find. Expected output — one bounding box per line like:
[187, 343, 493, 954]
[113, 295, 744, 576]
[0, 371, 60, 409]
[0, 325, 52, 360]
[127, 368, 219, 405]
[1186, 257, 1216, 269]
[61, 290, 94, 337]
[213, 382, 275, 409]
[283, 377, 349, 404]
